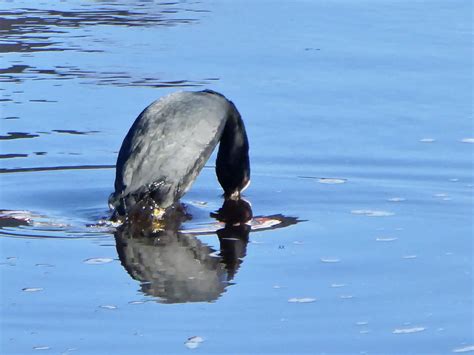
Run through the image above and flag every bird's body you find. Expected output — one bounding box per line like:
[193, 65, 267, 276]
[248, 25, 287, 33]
[109, 90, 250, 216]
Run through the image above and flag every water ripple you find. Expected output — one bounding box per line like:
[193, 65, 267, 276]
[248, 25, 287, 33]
[0, 6, 200, 54]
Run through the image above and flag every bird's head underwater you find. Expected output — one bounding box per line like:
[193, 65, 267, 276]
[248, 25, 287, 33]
[109, 90, 250, 220]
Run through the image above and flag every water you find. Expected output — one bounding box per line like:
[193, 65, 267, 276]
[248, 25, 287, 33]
[1, 1, 472, 354]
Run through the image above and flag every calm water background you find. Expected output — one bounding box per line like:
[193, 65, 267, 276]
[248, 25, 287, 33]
[1, 1, 473, 354]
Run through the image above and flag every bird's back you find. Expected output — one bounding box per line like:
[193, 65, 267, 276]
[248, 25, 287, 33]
[112, 91, 231, 211]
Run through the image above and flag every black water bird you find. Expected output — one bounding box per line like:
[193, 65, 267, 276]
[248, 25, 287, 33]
[109, 90, 250, 216]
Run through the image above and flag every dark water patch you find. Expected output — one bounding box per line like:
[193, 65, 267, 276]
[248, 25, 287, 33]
[0, 132, 39, 140]
[0, 41, 65, 54]
[29, 99, 58, 103]
[0, 64, 29, 74]
[0, 153, 28, 159]
[52, 129, 100, 135]
[184, 8, 211, 13]
[111, 78, 209, 89]
[0, 213, 29, 229]
[2, 116, 19, 120]
[0, 62, 216, 88]
[0, 164, 115, 174]
[34, 152, 47, 155]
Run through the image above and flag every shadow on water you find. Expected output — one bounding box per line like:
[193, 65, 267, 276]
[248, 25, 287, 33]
[0, 132, 39, 140]
[115, 199, 299, 303]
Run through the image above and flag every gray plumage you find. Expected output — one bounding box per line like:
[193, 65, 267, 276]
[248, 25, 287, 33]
[109, 90, 250, 215]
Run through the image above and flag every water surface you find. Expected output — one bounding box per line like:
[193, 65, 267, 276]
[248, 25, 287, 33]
[1, 1, 472, 354]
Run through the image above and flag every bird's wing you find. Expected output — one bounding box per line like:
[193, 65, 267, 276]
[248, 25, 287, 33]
[114, 91, 230, 208]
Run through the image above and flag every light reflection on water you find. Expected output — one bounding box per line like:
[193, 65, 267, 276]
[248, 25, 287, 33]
[0, 4, 200, 54]
[0, 0, 472, 354]
[0, 2, 215, 88]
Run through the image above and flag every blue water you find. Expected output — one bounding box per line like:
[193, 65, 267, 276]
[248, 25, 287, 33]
[1, 1, 472, 354]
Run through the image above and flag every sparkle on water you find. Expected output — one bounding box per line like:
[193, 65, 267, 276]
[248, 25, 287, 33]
[288, 297, 317, 303]
[393, 326, 427, 334]
[184, 336, 205, 349]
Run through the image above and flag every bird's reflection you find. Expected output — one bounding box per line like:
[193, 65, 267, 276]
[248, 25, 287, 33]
[114, 199, 297, 303]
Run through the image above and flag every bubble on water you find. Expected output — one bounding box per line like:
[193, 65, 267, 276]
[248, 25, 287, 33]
[33, 346, 50, 350]
[460, 138, 474, 143]
[185, 336, 204, 349]
[128, 300, 146, 305]
[393, 326, 426, 334]
[99, 305, 117, 310]
[449, 178, 459, 182]
[351, 210, 394, 217]
[330, 283, 345, 288]
[22, 287, 43, 292]
[318, 178, 347, 184]
[83, 258, 114, 264]
[402, 255, 417, 259]
[359, 330, 371, 334]
[320, 257, 341, 263]
[288, 297, 317, 303]
[293, 241, 304, 245]
[376, 237, 398, 242]
[356, 321, 369, 326]
[339, 295, 354, 299]
[434, 193, 448, 198]
[388, 197, 405, 202]
[452, 345, 474, 353]
[419, 138, 436, 143]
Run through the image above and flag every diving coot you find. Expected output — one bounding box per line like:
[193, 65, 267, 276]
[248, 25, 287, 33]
[109, 90, 250, 216]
